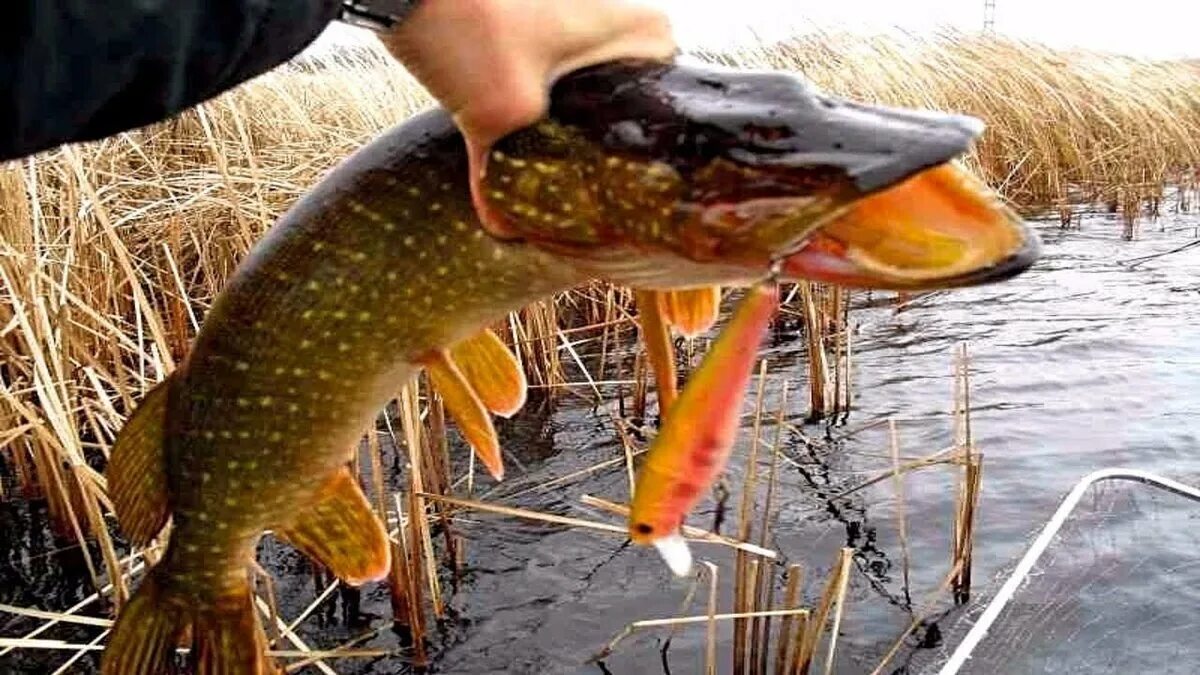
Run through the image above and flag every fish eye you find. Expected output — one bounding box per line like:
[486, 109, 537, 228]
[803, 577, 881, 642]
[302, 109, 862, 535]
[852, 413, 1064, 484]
[634, 523, 654, 536]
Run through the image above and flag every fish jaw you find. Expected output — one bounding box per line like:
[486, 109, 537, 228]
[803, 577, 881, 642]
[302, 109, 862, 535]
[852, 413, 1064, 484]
[779, 163, 1042, 290]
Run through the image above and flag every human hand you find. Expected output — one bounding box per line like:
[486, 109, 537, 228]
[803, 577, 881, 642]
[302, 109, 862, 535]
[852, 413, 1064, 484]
[380, 0, 676, 230]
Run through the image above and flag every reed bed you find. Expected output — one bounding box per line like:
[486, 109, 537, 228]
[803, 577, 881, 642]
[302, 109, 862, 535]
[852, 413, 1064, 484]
[0, 26, 1184, 673]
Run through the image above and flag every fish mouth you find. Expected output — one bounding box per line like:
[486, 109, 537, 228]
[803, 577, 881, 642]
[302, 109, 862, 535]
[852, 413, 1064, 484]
[778, 163, 1042, 290]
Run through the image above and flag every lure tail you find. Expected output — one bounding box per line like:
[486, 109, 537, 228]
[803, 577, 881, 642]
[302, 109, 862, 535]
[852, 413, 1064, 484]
[102, 569, 276, 675]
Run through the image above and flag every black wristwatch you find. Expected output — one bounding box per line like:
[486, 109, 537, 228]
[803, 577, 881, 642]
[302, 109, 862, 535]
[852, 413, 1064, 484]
[339, 1, 422, 32]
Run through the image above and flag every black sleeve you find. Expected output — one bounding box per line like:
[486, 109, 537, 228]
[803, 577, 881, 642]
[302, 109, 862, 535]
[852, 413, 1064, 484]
[0, 1, 342, 162]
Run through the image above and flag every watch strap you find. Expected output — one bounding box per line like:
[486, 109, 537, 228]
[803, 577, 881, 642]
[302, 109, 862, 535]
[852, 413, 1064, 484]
[339, 1, 422, 31]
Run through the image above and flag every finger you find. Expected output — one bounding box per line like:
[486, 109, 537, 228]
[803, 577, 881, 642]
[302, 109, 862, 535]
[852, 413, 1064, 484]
[546, 2, 677, 80]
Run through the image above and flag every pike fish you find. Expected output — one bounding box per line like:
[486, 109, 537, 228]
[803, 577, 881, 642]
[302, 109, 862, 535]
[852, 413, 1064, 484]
[101, 58, 1039, 675]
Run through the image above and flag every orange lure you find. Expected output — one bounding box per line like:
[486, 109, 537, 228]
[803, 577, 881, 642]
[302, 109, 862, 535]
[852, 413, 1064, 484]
[627, 282, 780, 574]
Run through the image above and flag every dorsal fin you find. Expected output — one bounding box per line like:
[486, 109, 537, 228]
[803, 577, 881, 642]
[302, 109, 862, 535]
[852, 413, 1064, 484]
[107, 375, 173, 547]
[450, 328, 527, 418]
[274, 467, 390, 585]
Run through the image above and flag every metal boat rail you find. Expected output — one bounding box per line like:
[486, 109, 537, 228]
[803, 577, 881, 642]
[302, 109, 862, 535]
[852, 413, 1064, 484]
[935, 467, 1200, 675]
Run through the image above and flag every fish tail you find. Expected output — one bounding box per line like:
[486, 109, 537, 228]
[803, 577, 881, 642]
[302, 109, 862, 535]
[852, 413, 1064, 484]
[190, 584, 276, 675]
[101, 569, 190, 675]
[102, 568, 278, 675]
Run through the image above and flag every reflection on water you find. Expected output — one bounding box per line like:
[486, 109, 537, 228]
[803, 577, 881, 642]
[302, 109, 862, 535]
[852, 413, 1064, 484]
[1, 206, 1197, 673]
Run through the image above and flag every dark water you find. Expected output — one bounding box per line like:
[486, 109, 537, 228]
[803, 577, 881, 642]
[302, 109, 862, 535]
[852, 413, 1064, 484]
[2, 203, 1198, 674]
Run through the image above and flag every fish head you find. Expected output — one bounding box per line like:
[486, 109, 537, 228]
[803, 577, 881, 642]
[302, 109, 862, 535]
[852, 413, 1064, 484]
[479, 58, 1039, 291]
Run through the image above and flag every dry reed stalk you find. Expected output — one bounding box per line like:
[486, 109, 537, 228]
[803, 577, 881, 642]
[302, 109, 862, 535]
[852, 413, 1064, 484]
[836, 288, 852, 418]
[820, 551, 853, 675]
[492, 439, 648, 502]
[797, 282, 831, 421]
[734, 359, 770, 674]
[630, 347, 649, 422]
[868, 559, 965, 675]
[703, 561, 719, 675]
[773, 565, 804, 675]
[740, 558, 760, 675]
[425, 492, 628, 535]
[424, 389, 463, 581]
[0, 638, 391, 661]
[367, 423, 429, 618]
[888, 420, 913, 606]
[594, 608, 814, 662]
[824, 445, 960, 502]
[389, 492, 419, 636]
[952, 457, 982, 605]
[829, 287, 844, 421]
[286, 579, 341, 636]
[510, 299, 565, 394]
[255, 564, 285, 647]
[283, 630, 394, 673]
[596, 286, 614, 382]
[414, 411, 446, 619]
[794, 547, 853, 674]
[555, 323, 606, 404]
[0, 604, 113, 627]
[252, 594, 337, 675]
[786, 610, 810, 675]
[398, 383, 431, 665]
[950, 343, 980, 604]
[73, 469, 128, 608]
[755, 384, 790, 671]
[952, 343, 973, 451]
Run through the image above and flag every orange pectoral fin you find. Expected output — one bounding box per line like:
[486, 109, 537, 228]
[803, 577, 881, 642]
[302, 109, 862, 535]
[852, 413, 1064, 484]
[629, 282, 779, 562]
[426, 350, 505, 480]
[661, 286, 722, 338]
[450, 328, 527, 418]
[635, 290, 679, 415]
[274, 467, 391, 585]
